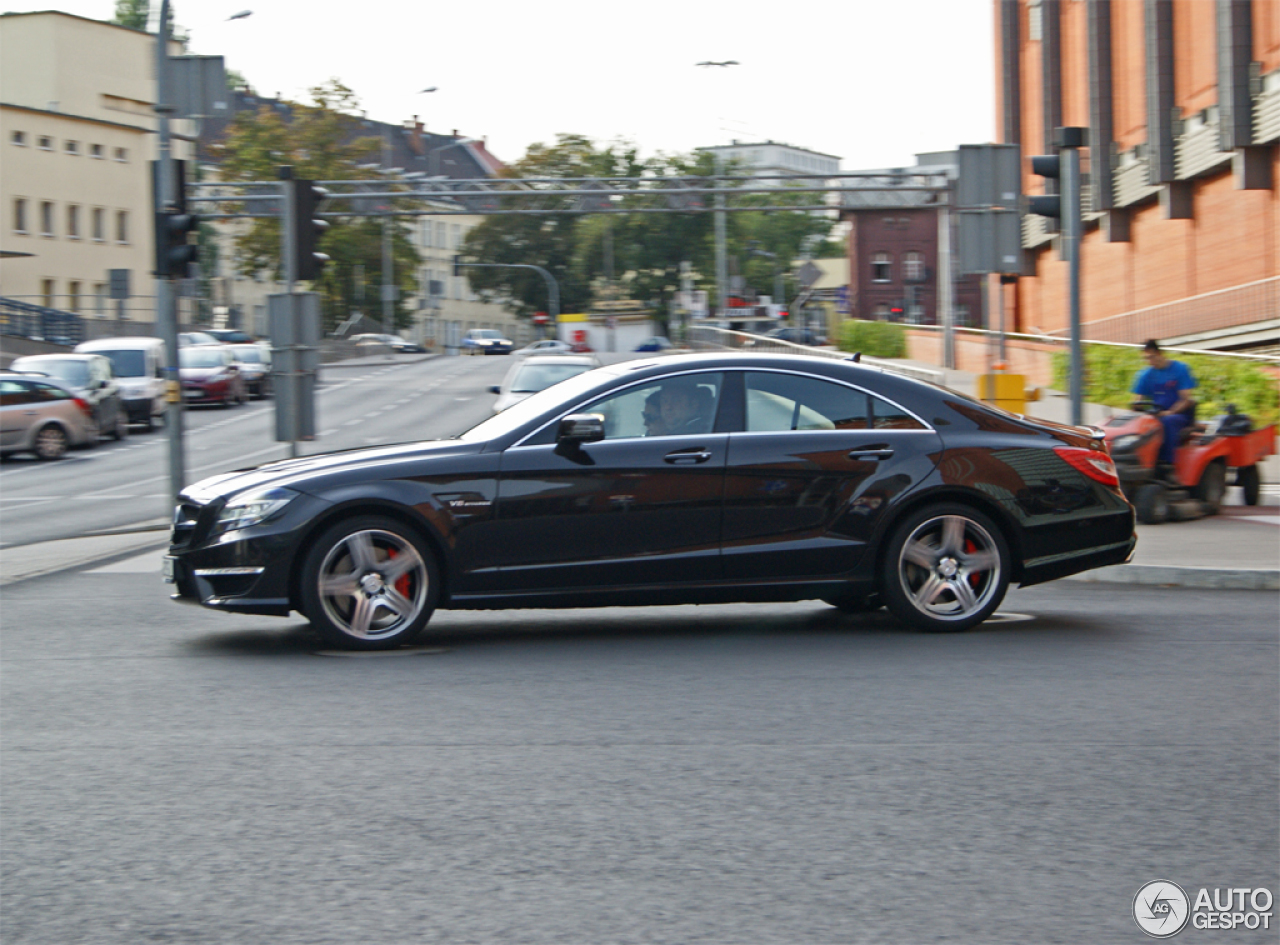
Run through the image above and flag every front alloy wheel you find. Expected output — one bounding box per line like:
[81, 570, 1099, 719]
[882, 504, 1009, 632]
[301, 516, 438, 650]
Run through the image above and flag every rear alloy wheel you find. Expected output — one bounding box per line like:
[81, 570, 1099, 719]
[881, 504, 1009, 633]
[34, 424, 68, 461]
[301, 516, 439, 650]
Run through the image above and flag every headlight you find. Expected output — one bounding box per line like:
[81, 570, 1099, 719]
[213, 487, 298, 535]
[1109, 434, 1140, 452]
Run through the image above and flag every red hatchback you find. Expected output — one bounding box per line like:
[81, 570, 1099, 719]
[178, 346, 247, 407]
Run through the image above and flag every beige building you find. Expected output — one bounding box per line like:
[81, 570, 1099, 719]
[1, 11, 196, 329]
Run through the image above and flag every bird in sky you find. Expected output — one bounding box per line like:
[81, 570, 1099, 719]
[696, 60, 739, 67]
[419, 87, 438, 93]
[227, 10, 252, 20]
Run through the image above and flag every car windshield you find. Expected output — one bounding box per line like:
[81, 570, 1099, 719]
[14, 358, 89, 386]
[459, 365, 623, 442]
[86, 349, 145, 377]
[510, 362, 594, 393]
[232, 348, 263, 363]
[473, 330, 503, 339]
[179, 348, 226, 368]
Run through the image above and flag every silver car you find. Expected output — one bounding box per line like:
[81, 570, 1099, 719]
[488, 354, 602, 413]
[226, 343, 273, 399]
[0, 372, 96, 460]
[8, 353, 128, 441]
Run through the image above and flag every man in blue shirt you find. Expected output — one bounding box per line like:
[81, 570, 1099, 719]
[1131, 339, 1197, 472]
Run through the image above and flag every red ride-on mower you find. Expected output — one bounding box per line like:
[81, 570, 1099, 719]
[1101, 402, 1274, 524]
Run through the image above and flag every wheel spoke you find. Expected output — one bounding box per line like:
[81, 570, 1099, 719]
[347, 594, 377, 637]
[319, 573, 360, 599]
[912, 573, 948, 608]
[940, 516, 966, 556]
[343, 532, 379, 573]
[381, 552, 420, 583]
[950, 578, 979, 614]
[903, 537, 937, 569]
[379, 588, 416, 620]
[962, 548, 999, 573]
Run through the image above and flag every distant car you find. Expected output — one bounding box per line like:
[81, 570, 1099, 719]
[226, 344, 273, 399]
[351, 333, 425, 353]
[514, 339, 574, 357]
[569, 341, 594, 353]
[203, 328, 256, 345]
[7, 353, 128, 441]
[0, 372, 96, 460]
[75, 336, 167, 431]
[179, 331, 220, 346]
[634, 337, 672, 353]
[488, 354, 602, 413]
[462, 329, 514, 355]
[178, 346, 247, 407]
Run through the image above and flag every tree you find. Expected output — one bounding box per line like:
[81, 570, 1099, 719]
[112, 0, 148, 29]
[213, 80, 420, 331]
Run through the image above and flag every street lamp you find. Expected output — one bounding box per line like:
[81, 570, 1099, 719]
[695, 60, 740, 320]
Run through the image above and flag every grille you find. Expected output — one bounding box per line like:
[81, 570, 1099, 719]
[171, 501, 204, 549]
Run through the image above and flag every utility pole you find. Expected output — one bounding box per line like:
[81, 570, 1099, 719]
[154, 0, 185, 502]
[381, 130, 394, 333]
[715, 151, 728, 318]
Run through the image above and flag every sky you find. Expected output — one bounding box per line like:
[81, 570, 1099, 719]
[5, 0, 997, 171]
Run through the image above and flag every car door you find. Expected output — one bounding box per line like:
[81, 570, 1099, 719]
[721, 370, 943, 580]
[0, 379, 36, 448]
[490, 372, 729, 591]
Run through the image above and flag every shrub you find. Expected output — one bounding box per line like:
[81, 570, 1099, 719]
[1051, 345, 1280, 426]
[836, 319, 907, 359]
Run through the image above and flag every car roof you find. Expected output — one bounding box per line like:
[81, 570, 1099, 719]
[1, 371, 77, 389]
[76, 336, 165, 350]
[11, 353, 101, 362]
[518, 354, 598, 364]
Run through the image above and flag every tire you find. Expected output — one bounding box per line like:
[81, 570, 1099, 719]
[33, 424, 68, 461]
[1191, 460, 1226, 513]
[1237, 464, 1261, 506]
[1135, 482, 1169, 524]
[111, 407, 128, 441]
[880, 504, 1010, 633]
[300, 515, 439, 650]
[822, 592, 883, 614]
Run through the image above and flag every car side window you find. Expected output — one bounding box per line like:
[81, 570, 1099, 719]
[35, 383, 71, 401]
[870, 394, 926, 430]
[580, 372, 724, 440]
[745, 372, 868, 432]
[0, 379, 35, 407]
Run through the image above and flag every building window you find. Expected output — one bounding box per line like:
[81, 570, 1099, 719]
[41, 279, 55, 308]
[67, 205, 80, 239]
[421, 219, 432, 248]
[68, 282, 81, 313]
[451, 224, 461, 250]
[115, 210, 128, 244]
[38, 136, 53, 150]
[904, 251, 924, 281]
[40, 201, 54, 237]
[13, 198, 28, 234]
[92, 207, 105, 242]
[1029, 0, 1043, 41]
[90, 143, 104, 159]
[436, 221, 447, 249]
[113, 147, 128, 162]
[94, 283, 108, 314]
[871, 252, 891, 283]
[65, 140, 79, 155]
[873, 303, 890, 319]
[11, 131, 26, 146]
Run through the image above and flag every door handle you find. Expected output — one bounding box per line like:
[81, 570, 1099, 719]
[848, 447, 894, 461]
[664, 448, 712, 465]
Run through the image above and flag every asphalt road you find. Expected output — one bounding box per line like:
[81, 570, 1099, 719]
[0, 353, 515, 547]
[2, 565, 1275, 944]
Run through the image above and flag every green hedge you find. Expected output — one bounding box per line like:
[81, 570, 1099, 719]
[835, 319, 907, 359]
[1051, 345, 1280, 427]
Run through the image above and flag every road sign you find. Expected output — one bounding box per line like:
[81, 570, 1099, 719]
[108, 269, 130, 300]
[957, 144, 1022, 210]
[796, 261, 822, 288]
[532, 312, 549, 324]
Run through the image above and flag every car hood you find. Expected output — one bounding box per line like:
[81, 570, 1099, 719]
[181, 439, 485, 502]
[180, 366, 226, 381]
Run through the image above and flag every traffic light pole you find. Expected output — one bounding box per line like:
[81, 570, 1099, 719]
[154, 0, 185, 503]
[1063, 142, 1084, 426]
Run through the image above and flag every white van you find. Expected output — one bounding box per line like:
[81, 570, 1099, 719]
[74, 336, 167, 430]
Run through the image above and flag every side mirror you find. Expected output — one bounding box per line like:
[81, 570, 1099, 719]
[488, 385, 501, 395]
[556, 413, 605, 445]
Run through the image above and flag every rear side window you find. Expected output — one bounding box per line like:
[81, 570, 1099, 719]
[744, 372, 926, 432]
[0, 379, 37, 406]
[34, 383, 71, 401]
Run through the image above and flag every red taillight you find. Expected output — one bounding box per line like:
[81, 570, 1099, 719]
[72, 397, 93, 419]
[1054, 446, 1120, 487]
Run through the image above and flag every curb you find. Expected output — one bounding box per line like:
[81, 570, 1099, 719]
[0, 530, 170, 588]
[1066, 564, 1279, 590]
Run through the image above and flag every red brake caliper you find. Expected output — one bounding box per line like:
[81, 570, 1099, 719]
[965, 539, 981, 588]
[386, 549, 412, 597]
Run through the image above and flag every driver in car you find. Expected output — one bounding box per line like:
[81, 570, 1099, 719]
[658, 382, 709, 436]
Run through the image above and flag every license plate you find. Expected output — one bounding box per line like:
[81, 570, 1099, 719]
[162, 555, 177, 582]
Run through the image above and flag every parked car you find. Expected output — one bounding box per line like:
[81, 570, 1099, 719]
[178, 346, 247, 407]
[226, 344, 273, 399]
[7, 353, 128, 441]
[514, 339, 574, 357]
[203, 328, 257, 345]
[179, 331, 220, 346]
[165, 352, 1135, 650]
[351, 333, 426, 353]
[488, 354, 602, 413]
[765, 327, 827, 346]
[462, 329, 514, 355]
[0, 372, 96, 460]
[75, 336, 167, 431]
[634, 336, 672, 353]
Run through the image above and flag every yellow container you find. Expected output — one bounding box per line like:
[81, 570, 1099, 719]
[977, 373, 1037, 413]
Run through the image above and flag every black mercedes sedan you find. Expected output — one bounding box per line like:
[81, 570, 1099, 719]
[165, 353, 1135, 649]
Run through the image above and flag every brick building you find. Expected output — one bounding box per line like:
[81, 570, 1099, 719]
[999, 0, 1280, 351]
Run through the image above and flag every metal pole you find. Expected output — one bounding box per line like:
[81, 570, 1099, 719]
[381, 132, 393, 333]
[1064, 145, 1083, 426]
[938, 190, 955, 370]
[714, 153, 728, 319]
[154, 0, 185, 502]
[280, 165, 299, 458]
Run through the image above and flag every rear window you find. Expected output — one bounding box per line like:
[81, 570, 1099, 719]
[13, 358, 88, 387]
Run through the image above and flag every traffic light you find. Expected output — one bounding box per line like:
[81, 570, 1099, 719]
[291, 179, 329, 281]
[889, 302, 905, 320]
[156, 209, 200, 279]
[1028, 154, 1061, 218]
